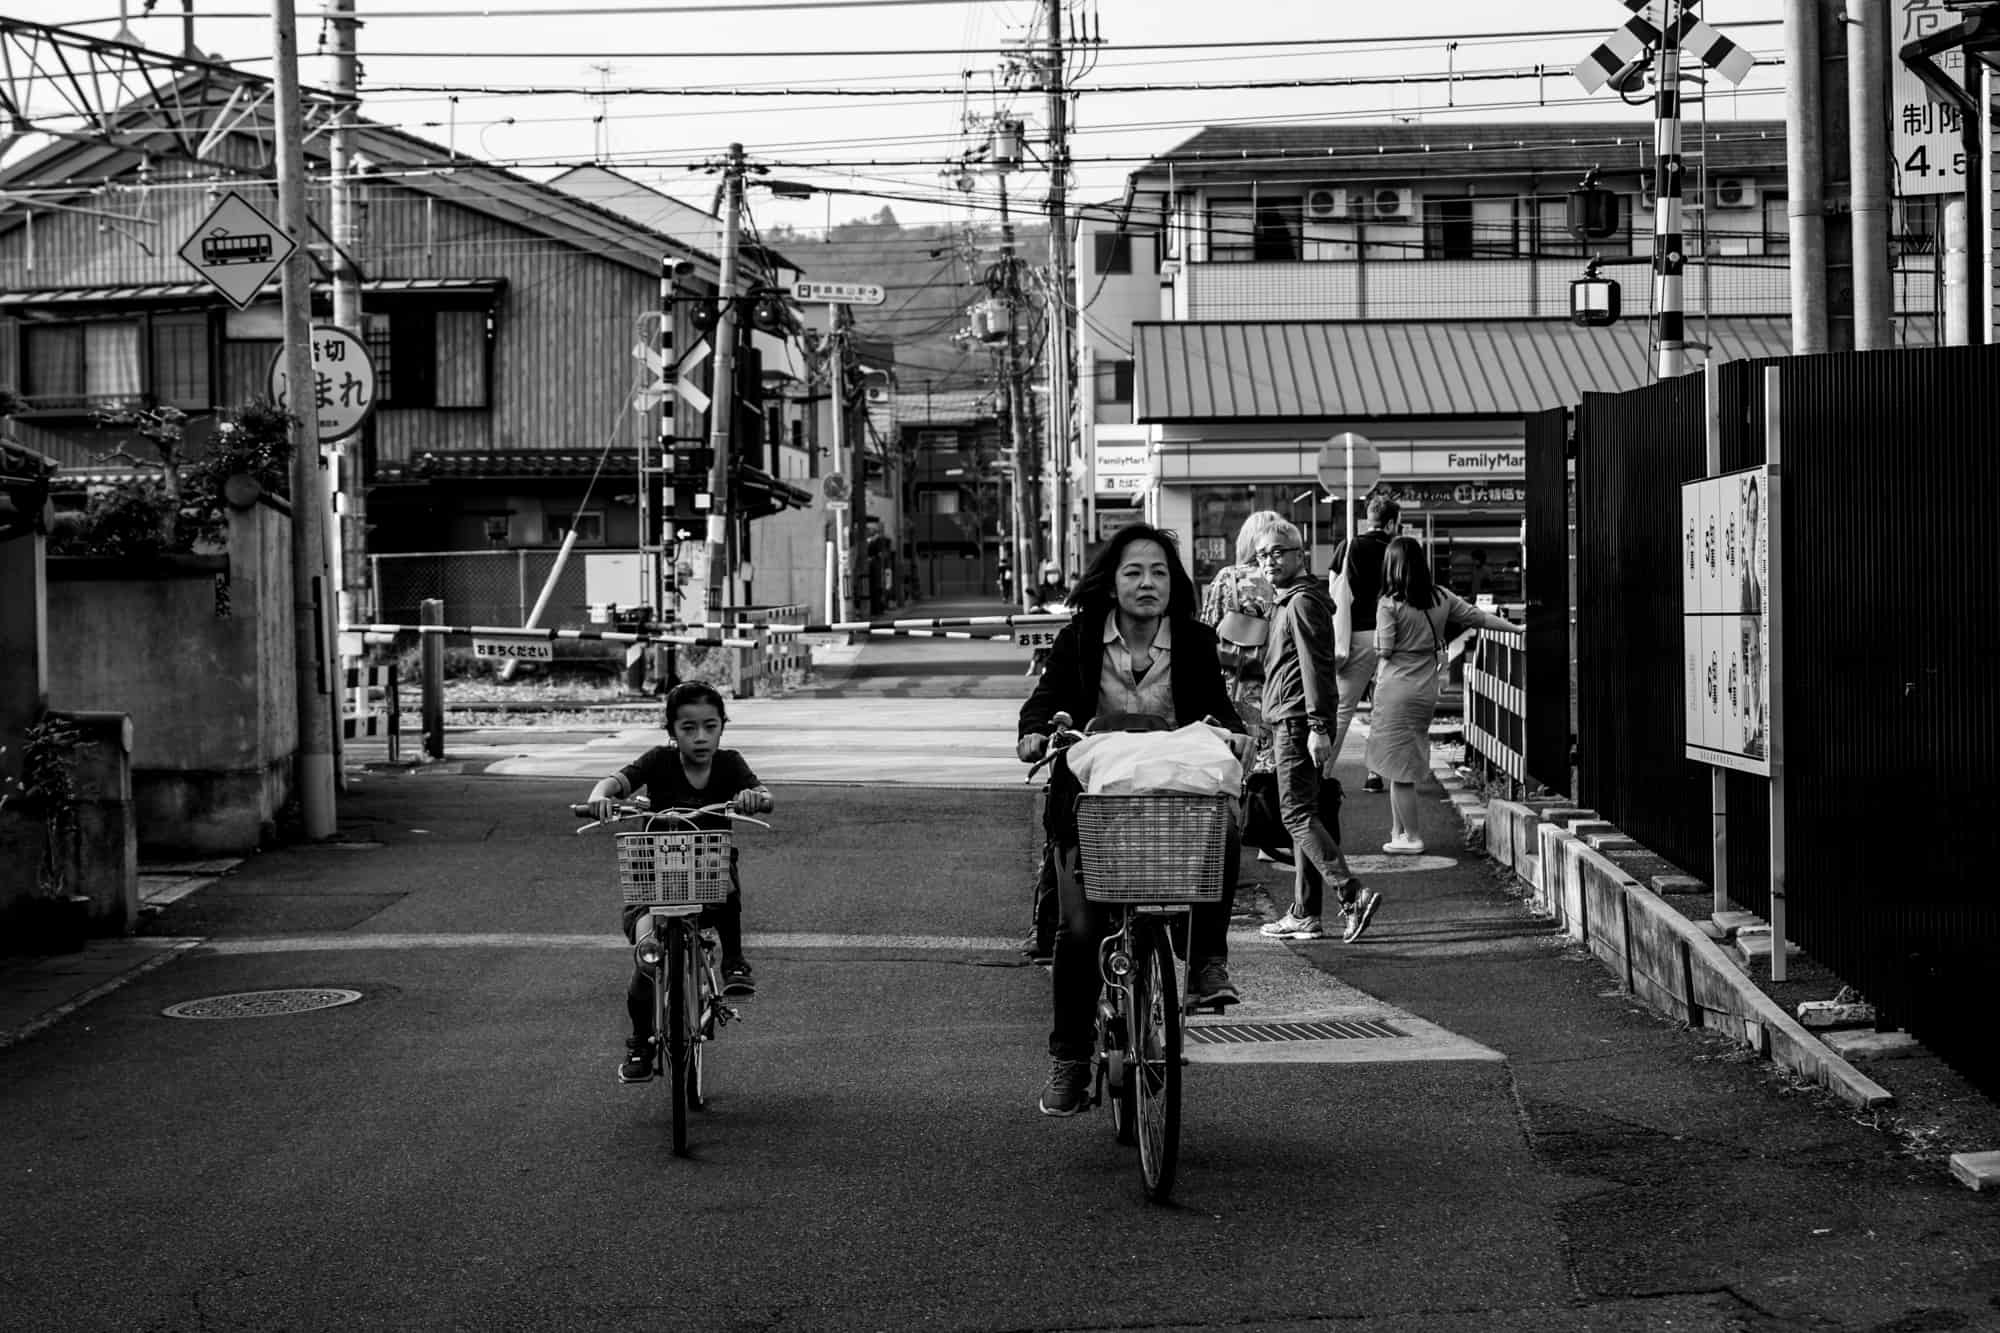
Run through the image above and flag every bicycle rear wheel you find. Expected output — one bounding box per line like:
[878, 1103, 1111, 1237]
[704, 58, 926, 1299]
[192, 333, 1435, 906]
[666, 921, 695, 1156]
[1130, 920, 1182, 1202]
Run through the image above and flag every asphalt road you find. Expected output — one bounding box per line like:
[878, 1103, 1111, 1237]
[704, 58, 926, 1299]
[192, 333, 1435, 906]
[5, 643, 1998, 1330]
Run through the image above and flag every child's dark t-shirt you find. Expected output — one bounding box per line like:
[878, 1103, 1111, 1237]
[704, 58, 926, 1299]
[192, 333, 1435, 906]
[616, 747, 759, 828]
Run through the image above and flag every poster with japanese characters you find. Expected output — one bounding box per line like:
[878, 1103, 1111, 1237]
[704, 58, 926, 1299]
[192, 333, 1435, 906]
[1893, 0, 1967, 196]
[1682, 466, 1771, 775]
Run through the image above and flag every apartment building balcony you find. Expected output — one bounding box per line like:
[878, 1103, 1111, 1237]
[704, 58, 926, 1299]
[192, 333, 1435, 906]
[1172, 256, 1940, 323]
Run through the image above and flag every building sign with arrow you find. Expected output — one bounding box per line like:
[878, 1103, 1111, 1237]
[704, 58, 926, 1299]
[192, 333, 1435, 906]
[179, 191, 295, 311]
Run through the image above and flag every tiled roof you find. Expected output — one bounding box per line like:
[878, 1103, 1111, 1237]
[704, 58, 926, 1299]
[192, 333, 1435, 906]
[1133, 316, 1796, 421]
[1136, 119, 1787, 184]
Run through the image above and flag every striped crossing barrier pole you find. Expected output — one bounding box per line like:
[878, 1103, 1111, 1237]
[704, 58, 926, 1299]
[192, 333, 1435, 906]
[342, 623, 758, 648]
[760, 613, 1074, 635]
[1653, 0, 1687, 380]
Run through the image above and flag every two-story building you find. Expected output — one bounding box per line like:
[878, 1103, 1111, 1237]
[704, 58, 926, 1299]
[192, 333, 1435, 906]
[0, 70, 817, 628]
[1072, 119, 1940, 600]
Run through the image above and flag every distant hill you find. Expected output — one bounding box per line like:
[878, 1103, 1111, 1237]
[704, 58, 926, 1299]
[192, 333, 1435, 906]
[765, 208, 1049, 398]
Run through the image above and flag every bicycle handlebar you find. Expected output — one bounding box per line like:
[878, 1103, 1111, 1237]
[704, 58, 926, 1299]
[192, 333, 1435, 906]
[571, 801, 773, 833]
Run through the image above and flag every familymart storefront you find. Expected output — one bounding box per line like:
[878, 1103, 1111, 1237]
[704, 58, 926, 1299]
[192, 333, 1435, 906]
[1139, 424, 1528, 605]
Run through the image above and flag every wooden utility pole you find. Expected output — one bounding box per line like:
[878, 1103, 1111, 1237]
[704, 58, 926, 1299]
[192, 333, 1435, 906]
[705, 144, 745, 618]
[273, 0, 334, 837]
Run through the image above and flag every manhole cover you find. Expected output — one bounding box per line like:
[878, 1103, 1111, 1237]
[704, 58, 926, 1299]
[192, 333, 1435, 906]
[1186, 1018, 1407, 1045]
[162, 988, 363, 1020]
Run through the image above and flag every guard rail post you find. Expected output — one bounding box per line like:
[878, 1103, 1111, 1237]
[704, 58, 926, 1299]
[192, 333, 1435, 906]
[420, 598, 445, 761]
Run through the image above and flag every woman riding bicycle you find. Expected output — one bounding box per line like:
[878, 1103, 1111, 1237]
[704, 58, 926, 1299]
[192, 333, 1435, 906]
[1016, 523, 1248, 1118]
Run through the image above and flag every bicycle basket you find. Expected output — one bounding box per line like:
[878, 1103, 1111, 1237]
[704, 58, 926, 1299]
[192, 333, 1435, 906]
[616, 828, 732, 906]
[1074, 793, 1231, 904]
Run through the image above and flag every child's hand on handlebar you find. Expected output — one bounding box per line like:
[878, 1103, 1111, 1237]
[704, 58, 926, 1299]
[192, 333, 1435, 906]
[727, 788, 773, 815]
[588, 798, 621, 824]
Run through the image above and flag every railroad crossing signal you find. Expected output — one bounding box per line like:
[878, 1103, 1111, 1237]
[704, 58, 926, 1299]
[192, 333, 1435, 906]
[1574, 0, 1755, 93]
[632, 335, 713, 415]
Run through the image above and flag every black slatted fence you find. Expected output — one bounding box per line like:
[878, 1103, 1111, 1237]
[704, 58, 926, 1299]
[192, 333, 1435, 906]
[1573, 346, 2000, 1096]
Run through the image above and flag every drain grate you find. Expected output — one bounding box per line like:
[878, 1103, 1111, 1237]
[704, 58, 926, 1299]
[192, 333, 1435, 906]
[1186, 1018, 1407, 1045]
[163, 988, 363, 1020]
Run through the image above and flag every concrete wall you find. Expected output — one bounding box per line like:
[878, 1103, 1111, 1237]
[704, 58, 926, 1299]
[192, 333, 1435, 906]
[45, 503, 296, 854]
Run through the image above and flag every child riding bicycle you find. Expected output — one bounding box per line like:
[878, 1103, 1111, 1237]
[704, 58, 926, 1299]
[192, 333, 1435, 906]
[586, 681, 773, 1085]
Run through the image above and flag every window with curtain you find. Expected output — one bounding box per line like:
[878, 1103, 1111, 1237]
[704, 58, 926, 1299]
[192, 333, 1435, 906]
[433, 309, 490, 408]
[150, 312, 211, 409]
[23, 325, 84, 399]
[82, 322, 142, 402]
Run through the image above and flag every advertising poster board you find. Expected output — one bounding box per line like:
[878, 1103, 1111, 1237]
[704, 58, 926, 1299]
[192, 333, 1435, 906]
[1682, 465, 1771, 775]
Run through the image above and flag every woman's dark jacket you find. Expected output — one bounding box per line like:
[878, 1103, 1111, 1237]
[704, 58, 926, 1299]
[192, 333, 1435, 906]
[1018, 613, 1245, 741]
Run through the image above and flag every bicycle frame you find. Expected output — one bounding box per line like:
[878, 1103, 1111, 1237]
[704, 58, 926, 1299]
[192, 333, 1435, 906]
[1096, 903, 1186, 1201]
[634, 903, 732, 1157]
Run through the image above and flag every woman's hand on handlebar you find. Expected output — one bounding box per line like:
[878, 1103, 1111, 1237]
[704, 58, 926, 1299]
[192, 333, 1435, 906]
[1017, 733, 1049, 764]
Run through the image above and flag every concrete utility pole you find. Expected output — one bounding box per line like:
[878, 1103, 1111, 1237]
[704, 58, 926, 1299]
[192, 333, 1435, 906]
[1848, 0, 1893, 348]
[328, 0, 367, 623]
[1785, 0, 1830, 352]
[998, 175, 1033, 612]
[705, 143, 746, 618]
[273, 0, 335, 838]
[1044, 0, 1073, 575]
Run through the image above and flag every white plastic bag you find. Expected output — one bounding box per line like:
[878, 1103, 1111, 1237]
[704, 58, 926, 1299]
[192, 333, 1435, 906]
[1065, 723, 1243, 796]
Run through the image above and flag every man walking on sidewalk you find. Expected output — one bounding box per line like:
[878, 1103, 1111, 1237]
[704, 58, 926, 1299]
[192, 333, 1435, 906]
[1328, 495, 1401, 794]
[1253, 519, 1381, 943]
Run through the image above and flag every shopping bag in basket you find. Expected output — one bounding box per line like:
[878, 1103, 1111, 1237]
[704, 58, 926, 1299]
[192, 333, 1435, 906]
[1065, 722, 1243, 797]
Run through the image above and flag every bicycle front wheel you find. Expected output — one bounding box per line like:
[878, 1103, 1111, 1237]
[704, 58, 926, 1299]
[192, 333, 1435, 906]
[666, 922, 695, 1156]
[1129, 920, 1182, 1202]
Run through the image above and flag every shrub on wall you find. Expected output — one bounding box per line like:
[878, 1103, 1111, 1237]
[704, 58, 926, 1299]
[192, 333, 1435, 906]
[49, 400, 295, 558]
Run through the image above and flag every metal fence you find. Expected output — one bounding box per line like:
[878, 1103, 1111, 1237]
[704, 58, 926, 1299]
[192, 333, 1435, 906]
[371, 549, 643, 630]
[1571, 346, 2000, 1096]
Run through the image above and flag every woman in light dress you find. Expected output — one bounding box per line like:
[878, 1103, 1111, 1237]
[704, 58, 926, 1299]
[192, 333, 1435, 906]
[1367, 536, 1517, 853]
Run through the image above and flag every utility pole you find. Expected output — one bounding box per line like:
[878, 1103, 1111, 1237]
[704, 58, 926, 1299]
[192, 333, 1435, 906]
[328, 0, 367, 623]
[704, 144, 746, 619]
[828, 305, 854, 620]
[1785, 0, 1830, 352]
[273, 0, 335, 837]
[1044, 0, 1073, 575]
[1848, 0, 1893, 348]
[998, 174, 1033, 611]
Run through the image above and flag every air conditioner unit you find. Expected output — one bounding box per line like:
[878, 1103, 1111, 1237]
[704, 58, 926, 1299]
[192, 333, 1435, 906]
[1711, 176, 1761, 210]
[1304, 185, 1349, 221]
[1367, 186, 1415, 221]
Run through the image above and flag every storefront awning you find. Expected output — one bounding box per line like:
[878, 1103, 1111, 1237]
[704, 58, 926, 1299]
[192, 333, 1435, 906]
[1133, 317, 1794, 422]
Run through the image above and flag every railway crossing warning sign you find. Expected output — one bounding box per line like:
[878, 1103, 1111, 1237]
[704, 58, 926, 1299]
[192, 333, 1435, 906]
[179, 191, 295, 310]
[1574, 0, 1755, 93]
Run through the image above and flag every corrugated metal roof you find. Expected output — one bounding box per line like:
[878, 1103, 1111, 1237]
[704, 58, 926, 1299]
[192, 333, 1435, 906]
[1133, 317, 1795, 421]
[1136, 120, 1786, 184]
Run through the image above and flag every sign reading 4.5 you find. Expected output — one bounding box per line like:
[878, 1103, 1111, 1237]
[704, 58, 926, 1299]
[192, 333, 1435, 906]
[269, 324, 378, 443]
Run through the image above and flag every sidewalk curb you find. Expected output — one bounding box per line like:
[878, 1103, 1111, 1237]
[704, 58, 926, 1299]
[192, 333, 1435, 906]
[0, 937, 204, 1053]
[1433, 761, 1894, 1112]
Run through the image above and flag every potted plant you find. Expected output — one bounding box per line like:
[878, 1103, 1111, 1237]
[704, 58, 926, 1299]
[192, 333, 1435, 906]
[1, 713, 88, 953]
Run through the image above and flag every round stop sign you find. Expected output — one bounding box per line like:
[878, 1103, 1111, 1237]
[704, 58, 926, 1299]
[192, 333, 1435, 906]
[269, 324, 377, 443]
[1315, 432, 1380, 494]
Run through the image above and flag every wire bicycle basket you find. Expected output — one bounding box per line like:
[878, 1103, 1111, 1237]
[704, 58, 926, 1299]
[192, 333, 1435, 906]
[1074, 793, 1231, 904]
[616, 828, 733, 906]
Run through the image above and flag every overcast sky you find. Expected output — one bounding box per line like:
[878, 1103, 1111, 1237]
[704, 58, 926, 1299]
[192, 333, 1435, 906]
[30, 0, 1791, 230]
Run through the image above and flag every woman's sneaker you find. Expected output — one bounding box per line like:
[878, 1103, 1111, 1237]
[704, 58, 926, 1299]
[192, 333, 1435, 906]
[618, 1037, 653, 1084]
[1258, 911, 1325, 940]
[1382, 835, 1426, 855]
[722, 957, 757, 996]
[1340, 888, 1383, 943]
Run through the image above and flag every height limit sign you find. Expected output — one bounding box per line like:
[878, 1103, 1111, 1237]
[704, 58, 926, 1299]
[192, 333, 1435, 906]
[1894, 0, 1966, 195]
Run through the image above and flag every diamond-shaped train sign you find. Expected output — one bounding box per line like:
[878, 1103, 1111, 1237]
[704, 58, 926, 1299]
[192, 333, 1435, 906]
[178, 190, 295, 311]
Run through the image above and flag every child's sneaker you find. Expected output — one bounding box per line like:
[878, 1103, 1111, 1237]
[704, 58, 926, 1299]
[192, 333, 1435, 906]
[618, 1036, 653, 1084]
[722, 957, 757, 996]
